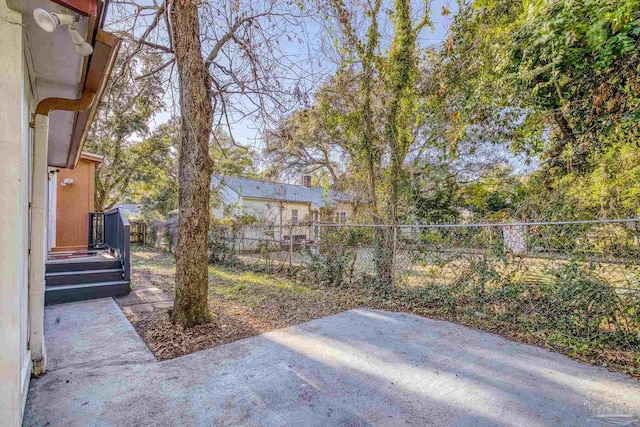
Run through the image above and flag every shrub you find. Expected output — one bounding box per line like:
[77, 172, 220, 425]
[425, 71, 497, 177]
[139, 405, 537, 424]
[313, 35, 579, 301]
[149, 219, 177, 253]
[306, 227, 363, 287]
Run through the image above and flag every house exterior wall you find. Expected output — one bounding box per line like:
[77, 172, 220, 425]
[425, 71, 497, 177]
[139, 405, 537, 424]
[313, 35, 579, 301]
[334, 201, 353, 222]
[228, 198, 314, 250]
[213, 184, 241, 219]
[53, 156, 98, 251]
[212, 181, 355, 249]
[0, 2, 32, 424]
[241, 199, 312, 228]
[279, 201, 312, 239]
[280, 201, 312, 225]
[238, 198, 282, 245]
[242, 198, 279, 222]
[47, 168, 57, 250]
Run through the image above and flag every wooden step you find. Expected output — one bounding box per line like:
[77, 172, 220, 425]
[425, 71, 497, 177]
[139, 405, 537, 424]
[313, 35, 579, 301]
[45, 268, 124, 286]
[46, 258, 122, 273]
[45, 281, 130, 305]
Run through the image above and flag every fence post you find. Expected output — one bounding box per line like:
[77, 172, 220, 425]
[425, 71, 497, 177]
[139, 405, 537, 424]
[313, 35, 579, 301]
[289, 224, 293, 271]
[391, 224, 398, 289]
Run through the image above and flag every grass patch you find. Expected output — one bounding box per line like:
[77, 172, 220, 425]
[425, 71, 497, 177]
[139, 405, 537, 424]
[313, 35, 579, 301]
[124, 246, 640, 379]
[124, 247, 367, 360]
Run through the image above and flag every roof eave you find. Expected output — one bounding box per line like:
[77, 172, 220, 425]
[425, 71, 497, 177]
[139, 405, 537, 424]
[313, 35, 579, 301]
[64, 28, 121, 169]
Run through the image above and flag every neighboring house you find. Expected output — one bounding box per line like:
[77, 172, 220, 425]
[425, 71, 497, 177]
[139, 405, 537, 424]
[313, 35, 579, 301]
[113, 203, 142, 220]
[0, 0, 120, 424]
[212, 175, 354, 241]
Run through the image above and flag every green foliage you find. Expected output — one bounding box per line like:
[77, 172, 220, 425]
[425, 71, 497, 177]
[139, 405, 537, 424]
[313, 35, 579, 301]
[149, 219, 178, 252]
[431, 0, 640, 220]
[542, 264, 633, 343]
[306, 227, 365, 287]
[127, 121, 179, 219]
[458, 166, 526, 218]
[210, 130, 258, 180]
[85, 41, 167, 211]
[208, 214, 260, 265]
[383, 0, 424, 219]
[405, 161, 461, 223]
[413, 256, 640, 354]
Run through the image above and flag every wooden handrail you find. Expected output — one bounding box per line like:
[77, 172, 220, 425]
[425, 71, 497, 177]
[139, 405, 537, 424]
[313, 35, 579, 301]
[89, 208, 130, 282]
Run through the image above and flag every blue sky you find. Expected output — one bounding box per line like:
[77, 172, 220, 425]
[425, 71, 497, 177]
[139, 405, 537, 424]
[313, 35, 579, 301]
[130, 0, 459, 151]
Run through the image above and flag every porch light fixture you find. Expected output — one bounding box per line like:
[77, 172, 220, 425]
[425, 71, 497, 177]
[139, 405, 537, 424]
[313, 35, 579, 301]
[68, 26, 94, 56]
[32, 8, 93, 56]
[33, 8, 74, 32]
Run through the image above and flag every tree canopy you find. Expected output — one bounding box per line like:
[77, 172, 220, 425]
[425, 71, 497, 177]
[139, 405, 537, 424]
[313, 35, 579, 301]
[270, 0, 640, 222]
[84, 42, 167, 212]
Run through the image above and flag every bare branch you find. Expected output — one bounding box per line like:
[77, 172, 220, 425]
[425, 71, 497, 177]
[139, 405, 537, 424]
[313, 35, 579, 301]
[204, 11, 271, 68]
[135, 58, 175, 80]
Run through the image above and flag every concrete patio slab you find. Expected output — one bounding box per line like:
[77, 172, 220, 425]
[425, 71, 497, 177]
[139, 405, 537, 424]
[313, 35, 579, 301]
[115, 280, 173, 322]
[24, 299, 640, 427]
[40, 299, 155, 371]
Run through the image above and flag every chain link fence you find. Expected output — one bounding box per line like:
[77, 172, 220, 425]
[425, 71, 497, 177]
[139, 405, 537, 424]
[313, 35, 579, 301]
[206, 219, 640, 352]
[209, 220, 640, 286]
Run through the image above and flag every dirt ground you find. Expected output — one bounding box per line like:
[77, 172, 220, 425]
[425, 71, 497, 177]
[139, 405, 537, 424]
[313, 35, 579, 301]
[120, 246, 639, 379]
[122, 247, 376, 360]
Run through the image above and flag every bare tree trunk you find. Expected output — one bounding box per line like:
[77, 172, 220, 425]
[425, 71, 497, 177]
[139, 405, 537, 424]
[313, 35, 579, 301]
[94, 186, 106, 212]
[170, 0, 213, 327]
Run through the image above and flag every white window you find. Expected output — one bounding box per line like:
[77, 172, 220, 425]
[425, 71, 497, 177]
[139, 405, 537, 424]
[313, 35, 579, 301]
[337, 211, 347, 223]
[291, 209, 299, 224]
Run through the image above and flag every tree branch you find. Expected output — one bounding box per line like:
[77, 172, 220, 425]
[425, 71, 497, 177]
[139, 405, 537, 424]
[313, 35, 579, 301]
[204, 11, 271, 68]
[136, 58, 175, 80]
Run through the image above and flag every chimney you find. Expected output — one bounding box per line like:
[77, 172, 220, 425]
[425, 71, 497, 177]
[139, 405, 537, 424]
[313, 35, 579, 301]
[302, 175, 312, 187]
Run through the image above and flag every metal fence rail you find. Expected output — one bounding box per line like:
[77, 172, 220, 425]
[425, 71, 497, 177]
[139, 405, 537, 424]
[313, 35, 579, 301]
[146, 218, 640, 351]
[208, 219, 640, 290]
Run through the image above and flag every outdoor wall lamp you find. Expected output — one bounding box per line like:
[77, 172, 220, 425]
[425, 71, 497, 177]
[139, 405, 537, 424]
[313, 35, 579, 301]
[33, 8, 75, 31]
[32, 8, 93, 56]
[68, 26, 94, 56]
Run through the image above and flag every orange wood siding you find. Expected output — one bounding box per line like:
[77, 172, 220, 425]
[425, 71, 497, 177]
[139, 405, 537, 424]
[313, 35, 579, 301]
[50, 0, 98, 17]
[54, 157, 96, 251]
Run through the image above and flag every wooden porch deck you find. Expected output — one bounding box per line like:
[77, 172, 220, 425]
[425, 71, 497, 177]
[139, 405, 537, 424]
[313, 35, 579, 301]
[45, 249, 130, 305]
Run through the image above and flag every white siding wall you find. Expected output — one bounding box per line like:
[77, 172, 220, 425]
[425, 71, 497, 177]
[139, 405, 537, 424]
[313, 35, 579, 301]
[47, 169, 57, 250]
[280, 201, 311, 225]
[280, 201, 311, 240]
[213, 184, 241, 219]
[21, 46, 34, 414]
[214, 193, 319, 248]
[242, 198, 276, 221]
[240, 199, 281, 244]
[0, 1, 32, 424]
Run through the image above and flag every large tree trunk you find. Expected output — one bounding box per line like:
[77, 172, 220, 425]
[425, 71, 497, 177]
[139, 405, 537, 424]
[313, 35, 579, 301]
[170, 0, 213, 327]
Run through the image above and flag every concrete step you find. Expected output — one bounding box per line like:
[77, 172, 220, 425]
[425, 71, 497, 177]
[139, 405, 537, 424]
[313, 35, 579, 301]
[45, 281, 131, 305]
[45, 268, 123, 286]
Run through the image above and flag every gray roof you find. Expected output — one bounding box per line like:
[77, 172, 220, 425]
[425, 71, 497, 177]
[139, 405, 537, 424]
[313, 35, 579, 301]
[212, 176, 351, 208]
[114, 203, 141, 217]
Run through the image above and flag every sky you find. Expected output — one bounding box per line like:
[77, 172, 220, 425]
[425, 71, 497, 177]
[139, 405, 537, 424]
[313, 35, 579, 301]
[113, 0, 459, 152]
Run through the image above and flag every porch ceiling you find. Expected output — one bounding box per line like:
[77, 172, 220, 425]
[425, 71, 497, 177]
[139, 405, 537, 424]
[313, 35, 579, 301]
[20, 0, 89, 167]
[18, 0, 120, 169]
